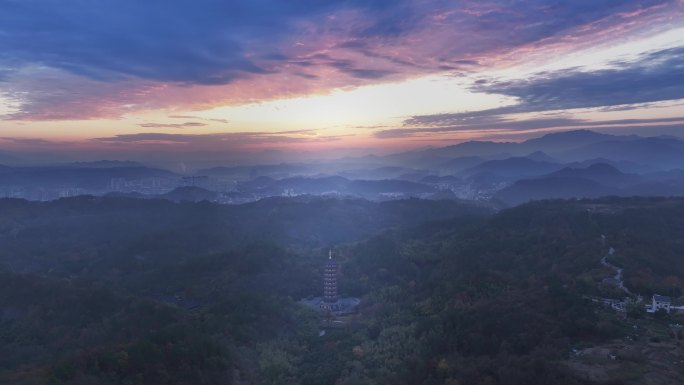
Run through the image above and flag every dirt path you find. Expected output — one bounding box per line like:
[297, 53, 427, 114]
[601, 247, 632, 295]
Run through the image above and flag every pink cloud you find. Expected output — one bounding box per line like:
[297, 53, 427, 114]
[2, 1, 681, 121]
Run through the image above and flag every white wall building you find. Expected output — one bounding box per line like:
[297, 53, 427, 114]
[650, 294, 672, 313]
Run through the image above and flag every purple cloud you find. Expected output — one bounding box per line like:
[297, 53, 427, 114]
[91, 130, 346, 149]
[139, 122, 208, 129]
[1, 0, 681, 119]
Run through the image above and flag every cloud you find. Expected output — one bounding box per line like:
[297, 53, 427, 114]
[326, 59, 397, 79]
[0, 129, 349, 158]
[0, 67, 161, 120]
[168, 115, 229, 123]
[375, 116, 684, 138]
[1, 1, 281, 85]
[139, 122, 207, 129]
[395, 46, 684, 134]
[91, 130, 346, 148]
[0, 0, 410, 85]
[1, 0, 680, 119]
[0, 137, 55, 145]
[474, 46, 684, 113]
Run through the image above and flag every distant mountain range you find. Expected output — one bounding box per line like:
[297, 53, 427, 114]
[495, 163, 684, 205]
[3, 130, 684, 205]
[64, 160, 145, 168]
[387, 130, 684, 170]
[459, 157, 564, 180]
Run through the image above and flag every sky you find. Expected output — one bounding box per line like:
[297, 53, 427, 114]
[1, 0, 684, 164]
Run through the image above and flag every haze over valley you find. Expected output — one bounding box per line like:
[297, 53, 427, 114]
[3, 129, 684, 207]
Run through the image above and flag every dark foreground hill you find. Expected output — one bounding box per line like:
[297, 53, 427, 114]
[2, 197, 684, 384]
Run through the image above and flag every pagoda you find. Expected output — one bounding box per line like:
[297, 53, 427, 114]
[323, 249, 338, 304]
[319, 249, 343, 312]
[299, 248, 360, 316]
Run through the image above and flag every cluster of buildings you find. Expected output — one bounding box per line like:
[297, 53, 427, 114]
[589, 293, 683, 316]
[596, 245, 682, 316]
[108, 176, 175, 194]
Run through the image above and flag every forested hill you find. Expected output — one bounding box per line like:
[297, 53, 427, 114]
[331, 197, 684, 384]
[0, 196, 490, 276]
[2, 197, 684, 384]
[0, 196, 489, 385]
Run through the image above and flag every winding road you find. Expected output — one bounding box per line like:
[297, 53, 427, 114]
[601, 247, 632, 296]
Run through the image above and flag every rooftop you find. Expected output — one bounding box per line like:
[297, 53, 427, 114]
[653, 294, 672, 303]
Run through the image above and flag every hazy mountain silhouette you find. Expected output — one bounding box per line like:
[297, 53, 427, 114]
[2, 129, 684, 205]
[163, 186, 220, 202]
[65, 160, 145, 168]
[525, 151, 560, 163]
[389, 130, 684, 170]
[546, 163, 640, 186]
[564, 157, 655, 173]
[494, 163, 673, 205]
[420, 175, 461, 184]
[436, 156, 488, 173]
[519, 129, 625, 153]
[460, 157, 564, 180]
[560, 136, 684, 168]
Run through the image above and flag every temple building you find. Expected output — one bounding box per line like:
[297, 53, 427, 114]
[323, 249, 338, 303]
[320, 249, 341, 311]
[300, 248, 360, 316]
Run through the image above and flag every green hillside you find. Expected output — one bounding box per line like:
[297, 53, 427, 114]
[2, 197, 684, 384]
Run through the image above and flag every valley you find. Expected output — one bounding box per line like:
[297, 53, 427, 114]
[2, 196, 684, 384]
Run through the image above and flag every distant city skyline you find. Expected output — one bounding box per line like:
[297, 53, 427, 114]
[1, 1, 684, 162]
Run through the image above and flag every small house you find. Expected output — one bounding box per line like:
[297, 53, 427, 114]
[651, 294, 672, 313]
